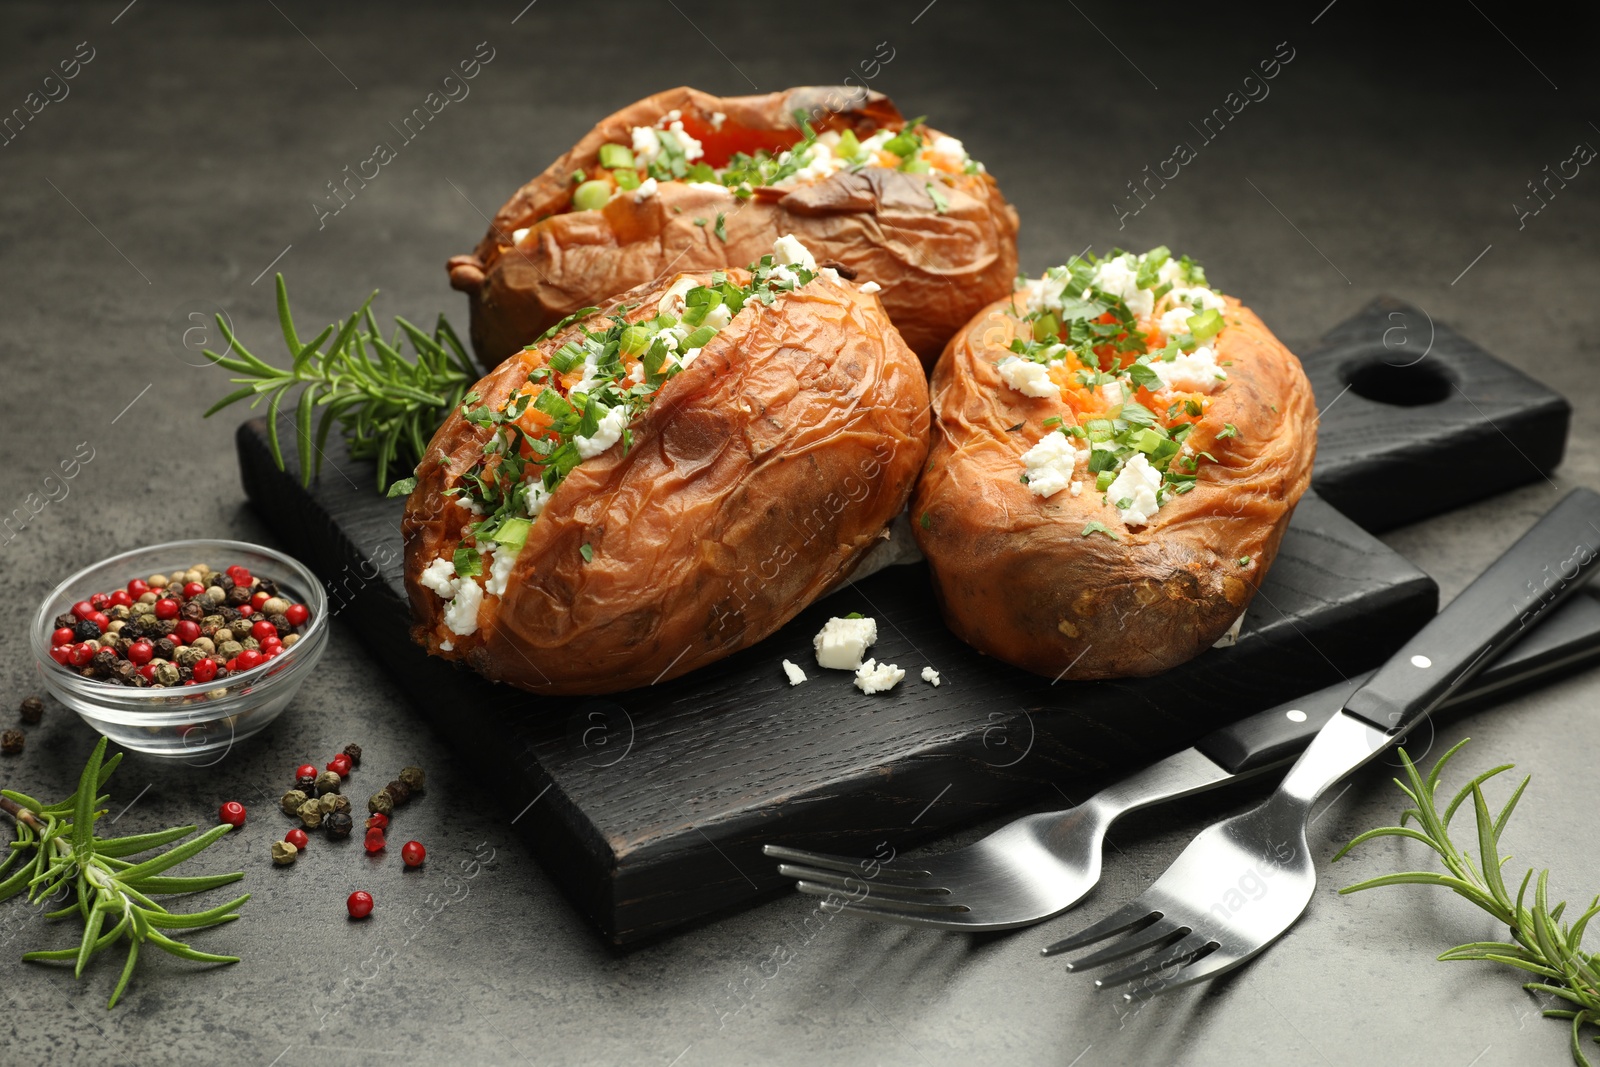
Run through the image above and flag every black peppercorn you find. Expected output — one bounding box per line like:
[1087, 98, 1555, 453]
[155, 637, 177, 659]
[74, 618, 102, 641]
[180, 600, 205, 623]
[226, 586, 251, 607]
[19, 696, 44, 724]
[218, 606, 241, 624]
[256, 577, 280, 596]
[267, 612, 291, 633]
[91, 649, 118, 675]
[216, 573, 235, 593]
[342, 743, 362, 767]
[324, 811, 353, 838]
[54, 612, 77, 630]
[295, 773, 317, 793]
[384, 780, 412, 806]
[1, 729, 22, 755]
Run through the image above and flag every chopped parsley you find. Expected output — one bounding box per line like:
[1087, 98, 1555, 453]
[1006, 248, 1233, 525]
[920, 511, 932, 530]
[445, 250, 820, 558]
[1081, 522, 1119, 540]
[713, 212, 727, 242]
[577, 111, 983, 210]
[579, 543, 594, 563]
[1217, 423, 1239, 439]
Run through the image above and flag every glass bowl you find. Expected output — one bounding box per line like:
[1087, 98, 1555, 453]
[32, 539, 328, 760]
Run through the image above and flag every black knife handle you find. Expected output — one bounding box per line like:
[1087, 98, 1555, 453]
[1194, 588, 1600, 774]
[1342, 489, 1600, 737]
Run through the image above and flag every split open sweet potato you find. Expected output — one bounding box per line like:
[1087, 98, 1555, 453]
[405, 239, 929, 694]
[446, 85, 1018, 370]
[912, 249, 1317, 680]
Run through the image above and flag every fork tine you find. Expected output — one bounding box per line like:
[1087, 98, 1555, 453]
[779, 866, 950, 899]
[1061, 918, 1184, 972]
[793, 880, 969, 915]
[762, 844, 932, 878]
[1112, 945, 1244, 1001]
[773, 862, 943, 893]
[1091, 931, 1217, 989]
[1040, 901, 1161, 958]
[824, 898, 975, 929]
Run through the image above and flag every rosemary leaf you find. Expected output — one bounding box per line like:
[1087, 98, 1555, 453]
[1338, 740, 1600, 1066]
[203, 274, 474, 493]
[0, 737, 247, 1009]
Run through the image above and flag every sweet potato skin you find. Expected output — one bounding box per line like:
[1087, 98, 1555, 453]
[402, 268, 930, 695]
[446, 85, 1018, 370]
[911, 295, 1317, 680]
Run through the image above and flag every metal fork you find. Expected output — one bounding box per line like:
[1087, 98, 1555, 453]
[761, 579, 1600, 930]
[1042, 489, 1600, 998]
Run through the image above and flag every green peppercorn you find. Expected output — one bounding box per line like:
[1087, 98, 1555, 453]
[271, 840, 298, 866]
[324, 811, 354, 838]
[297, 799, 324, 828]
[317, 793, 341, 814]
[240, 636, 260, 652]
[315, 770, 342, 796]
[397, 766, 425, 792]
[342, 743, 362, 767]
[217, 640, 244, 660]
[213, 628, 234, 645]
[18, 696, 43, 725]
[367, 791, 393, 817]
[325, 793, 352, 816]
[280, 789, 308, 816]
[154, 662, 180, 687]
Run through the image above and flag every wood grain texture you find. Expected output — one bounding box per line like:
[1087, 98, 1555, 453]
[1301, 296, 1569, 531]
[231, 301, 1564, 943]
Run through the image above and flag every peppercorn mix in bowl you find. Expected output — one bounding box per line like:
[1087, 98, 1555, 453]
[31, 539, 328, 758]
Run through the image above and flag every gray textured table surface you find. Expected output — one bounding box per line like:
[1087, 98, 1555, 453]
[2, 2, 1598, 1064]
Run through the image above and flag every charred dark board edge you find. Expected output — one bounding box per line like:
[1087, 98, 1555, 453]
[1299, 296, 1568, 532]
[237, 419, 1437, 944]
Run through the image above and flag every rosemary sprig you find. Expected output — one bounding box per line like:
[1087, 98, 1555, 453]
[202, 274, 476, 493]
[0, 737, 247, 1008]
[1336, 739, 1600, 1065]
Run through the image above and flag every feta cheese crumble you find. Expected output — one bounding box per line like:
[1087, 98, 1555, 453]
[772, 233, 816, 270]
[485, 548, 517, 598]
[813, 615, 878, 670]
[859, 280, 882, 295]
[419, 557, 457, 597]
[442, 574, 482, 636]
[574, 404, 631, 459]
[921, 666, 941, 687]
[854, 658, 905, 695]
[633, 177, 658, 202]
[1105, 453, 1164, 527]
[1020, 433, 1083, 499]
[1149, 344, 1227, 394]
[998, 357, 1060, 398]
[782, 659, 807, 686]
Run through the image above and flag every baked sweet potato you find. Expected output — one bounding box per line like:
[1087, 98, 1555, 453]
[404, 237, 929, 695]
[446, 85, 1018, 370]
[912, 248, 1317, 680]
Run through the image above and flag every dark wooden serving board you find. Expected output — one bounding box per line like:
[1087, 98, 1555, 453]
[234, 298, 1563, 944]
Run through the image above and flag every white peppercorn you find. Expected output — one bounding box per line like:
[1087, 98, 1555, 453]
[271, 840, 298, 866]
[315, 770, 342, 796]
[297, 800, 324, 828]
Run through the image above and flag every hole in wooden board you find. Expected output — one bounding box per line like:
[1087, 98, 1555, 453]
[1340, 353, 1456, 407]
